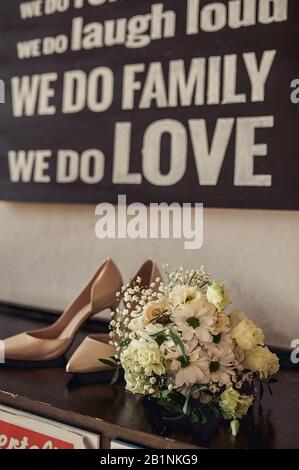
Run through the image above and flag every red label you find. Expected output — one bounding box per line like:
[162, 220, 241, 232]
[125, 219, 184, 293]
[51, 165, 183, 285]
[0, 419, 74, 449]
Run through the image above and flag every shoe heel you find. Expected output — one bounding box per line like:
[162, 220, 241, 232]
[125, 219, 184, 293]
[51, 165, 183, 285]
[110, 298, 120, 312]
[90, 298, 119, 323]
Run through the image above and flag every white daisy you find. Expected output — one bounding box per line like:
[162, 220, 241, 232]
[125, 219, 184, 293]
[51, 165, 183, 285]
[207, 341, 237, 386]
[172, 298, 216, 343]
[207, 332, 234, 356]
[166, 338, 210, 390]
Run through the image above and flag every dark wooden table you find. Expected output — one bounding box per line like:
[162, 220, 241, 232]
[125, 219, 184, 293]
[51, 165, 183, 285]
[0, 304, 298, 449]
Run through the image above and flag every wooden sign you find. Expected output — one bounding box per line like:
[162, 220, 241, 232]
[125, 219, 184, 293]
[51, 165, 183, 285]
[0, 405, 100, 449]
[0, 0, 298, 208]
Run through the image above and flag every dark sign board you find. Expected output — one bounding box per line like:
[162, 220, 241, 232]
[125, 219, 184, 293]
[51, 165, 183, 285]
[0, 0, 298, 208]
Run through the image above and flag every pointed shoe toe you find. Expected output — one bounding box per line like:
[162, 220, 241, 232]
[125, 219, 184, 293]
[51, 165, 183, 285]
[2, 332, 70, 367]
[1, 258, 123, 367]
[66, 334, 116, 375]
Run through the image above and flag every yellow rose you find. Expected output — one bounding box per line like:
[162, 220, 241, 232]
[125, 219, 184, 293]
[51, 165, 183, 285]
[220, 386, 254, 420]
[213, 312, 230, 334]
[143, 298, 168, 325]
[206, 282, 230, 311]
[243, 346, 279, 379]
[230, 311, 247, 328]
[231, 319, 265, 351]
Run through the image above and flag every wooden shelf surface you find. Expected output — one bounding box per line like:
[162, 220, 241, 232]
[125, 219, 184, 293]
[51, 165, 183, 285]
[0, 305, 298, 449]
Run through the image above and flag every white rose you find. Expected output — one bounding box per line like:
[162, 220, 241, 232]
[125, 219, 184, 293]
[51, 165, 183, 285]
[206, 282, 230, 311]
[169, 285, 202, 308]
[143, 298, 169, 325]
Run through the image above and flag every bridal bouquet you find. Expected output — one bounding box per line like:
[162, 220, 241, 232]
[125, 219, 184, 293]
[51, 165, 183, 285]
[106, 266, 279, 436]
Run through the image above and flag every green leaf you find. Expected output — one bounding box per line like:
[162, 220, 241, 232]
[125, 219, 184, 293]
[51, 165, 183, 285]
[210, 405, 220, 418]
[150, 329, 167, 337]
[197, 409, 208, 424]
[170, 332, 187, 360]
[188, 272, 196, 286]
[155, 335, 166, 346]
[149, 314, 170, 326]
[111, 367, 120, 385]
[200, 281, 210, 289]
[183, 395, 191, 416]
[191, 385, 209, 395]
[163, 414, 185, 422]
[99, 358, 117, 368]
[161, 389, 172, 399]
[191, 412, 199, 423]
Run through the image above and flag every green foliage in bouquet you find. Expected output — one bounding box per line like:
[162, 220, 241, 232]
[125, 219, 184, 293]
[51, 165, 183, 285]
[100, 266, 279, 436]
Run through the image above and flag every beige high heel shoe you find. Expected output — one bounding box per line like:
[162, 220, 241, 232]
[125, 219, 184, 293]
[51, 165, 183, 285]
[2, 259, 122, 367]
[66, 260, 161, 378]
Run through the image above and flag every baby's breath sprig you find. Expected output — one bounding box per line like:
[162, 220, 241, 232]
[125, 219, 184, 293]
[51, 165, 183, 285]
[109, 275, 162, 357]
[162, 264, 212, 291]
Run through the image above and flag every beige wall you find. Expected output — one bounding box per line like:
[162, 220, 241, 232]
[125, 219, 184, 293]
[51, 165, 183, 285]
[0, 201, 298, 348]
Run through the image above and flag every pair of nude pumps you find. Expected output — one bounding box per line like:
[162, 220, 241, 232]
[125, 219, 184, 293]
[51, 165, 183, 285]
[2, 259, 160, 379]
